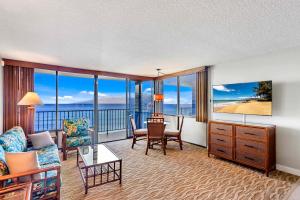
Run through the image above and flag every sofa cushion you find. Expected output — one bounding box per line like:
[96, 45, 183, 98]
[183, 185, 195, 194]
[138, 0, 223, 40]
[5, 151, 41, 182]
[0, 146, 9, 176]
[0, 126, 27, 152]
[63, 118, 89, 137]
[32, 165, 60, 200]
[35, 144, 61, 167]
[28, 131, 55, 149]
[66, 135, 91, 148]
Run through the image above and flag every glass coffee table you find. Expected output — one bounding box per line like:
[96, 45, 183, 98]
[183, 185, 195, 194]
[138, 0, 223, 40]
[77, 144, 122, 194]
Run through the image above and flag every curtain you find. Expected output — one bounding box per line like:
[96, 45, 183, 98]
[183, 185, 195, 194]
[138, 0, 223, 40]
[3, 65, 34, 136]
[196, 67, 208, 122]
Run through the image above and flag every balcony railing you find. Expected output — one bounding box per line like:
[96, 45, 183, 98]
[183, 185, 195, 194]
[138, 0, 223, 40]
[35, 109, 152, 133]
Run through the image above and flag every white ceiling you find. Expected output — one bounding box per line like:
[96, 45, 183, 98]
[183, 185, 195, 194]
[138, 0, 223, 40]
[0, 0, 300, 76]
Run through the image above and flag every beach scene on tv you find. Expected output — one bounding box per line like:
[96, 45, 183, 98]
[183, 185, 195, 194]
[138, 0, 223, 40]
[213, 81, 272, 115]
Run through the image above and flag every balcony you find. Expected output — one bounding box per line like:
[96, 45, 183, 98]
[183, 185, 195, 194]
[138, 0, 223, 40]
[35, 109, 152, 143]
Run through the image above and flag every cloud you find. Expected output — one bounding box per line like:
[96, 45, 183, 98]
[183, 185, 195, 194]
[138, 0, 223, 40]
[143, 88, 152, 93]
[57, 96, 73, 100]
[98, 93, 107, 97]
[80, 91, 94, 95]
[164, 97, 177, 104]
[213, 85, 234, 92]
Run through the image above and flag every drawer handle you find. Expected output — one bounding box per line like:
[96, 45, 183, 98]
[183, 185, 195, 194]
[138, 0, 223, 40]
[244, 132, 256, 136]
[217, 139, 225, 142]
[244, 156, 255, 161]
[244, 144, 255, 149]
[217, 128, 225, 131]
[217, 149, 225, 153]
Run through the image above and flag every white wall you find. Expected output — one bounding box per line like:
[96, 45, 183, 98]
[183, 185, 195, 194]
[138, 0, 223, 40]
[164, 115, 207, 147]
[211, 47, 300, 175]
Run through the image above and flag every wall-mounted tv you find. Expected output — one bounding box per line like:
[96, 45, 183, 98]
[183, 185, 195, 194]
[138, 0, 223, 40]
[213, 81, 272, 116]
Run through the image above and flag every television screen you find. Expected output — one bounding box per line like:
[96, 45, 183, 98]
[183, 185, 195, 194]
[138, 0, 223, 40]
[213, 81, 272, 116]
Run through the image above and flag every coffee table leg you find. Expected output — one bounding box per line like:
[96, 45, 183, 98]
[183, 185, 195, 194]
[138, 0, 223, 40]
[85, 167, 88, 194]
[119, 160, 122, 184]
[77, 149, 79, 167]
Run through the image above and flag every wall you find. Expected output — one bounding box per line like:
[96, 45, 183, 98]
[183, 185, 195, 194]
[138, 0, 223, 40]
[164, 115, 207, 147]
[211, 47, 300, 175]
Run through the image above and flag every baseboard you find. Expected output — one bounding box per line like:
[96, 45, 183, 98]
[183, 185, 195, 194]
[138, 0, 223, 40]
[277, 164, 300, 176]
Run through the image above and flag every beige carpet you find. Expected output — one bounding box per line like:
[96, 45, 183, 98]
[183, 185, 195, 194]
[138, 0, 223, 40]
[61, 140, 298, 200]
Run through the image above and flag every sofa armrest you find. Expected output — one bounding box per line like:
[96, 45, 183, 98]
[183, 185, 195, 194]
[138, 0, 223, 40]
[0, 166, 60, 182]
[0, 166, 61, 199]
[62, 131, 67, 160]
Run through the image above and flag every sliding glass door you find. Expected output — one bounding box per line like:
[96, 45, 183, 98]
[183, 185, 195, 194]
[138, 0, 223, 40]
[97, 77, 127, 143]
[34, 69, 154, 144]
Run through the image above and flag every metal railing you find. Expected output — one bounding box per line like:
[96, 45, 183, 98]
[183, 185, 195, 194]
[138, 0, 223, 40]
[35, 109, 152, 133]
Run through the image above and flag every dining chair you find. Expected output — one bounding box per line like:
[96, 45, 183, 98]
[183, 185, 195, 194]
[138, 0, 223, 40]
[164, 115, 184, 150]
[151, 112, 164, 118]
[130, 115, 147, 149]
[146, 118, 166, 155]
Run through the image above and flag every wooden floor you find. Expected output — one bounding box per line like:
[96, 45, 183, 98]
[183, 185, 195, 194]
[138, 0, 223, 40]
[61, 139, 299, 200]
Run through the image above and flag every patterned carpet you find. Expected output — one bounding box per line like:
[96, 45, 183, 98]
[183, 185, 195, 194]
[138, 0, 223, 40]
[61, 139, 298, 200]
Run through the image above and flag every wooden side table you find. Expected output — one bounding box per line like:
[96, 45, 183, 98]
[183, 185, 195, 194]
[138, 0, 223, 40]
[0, 183, 32, 200]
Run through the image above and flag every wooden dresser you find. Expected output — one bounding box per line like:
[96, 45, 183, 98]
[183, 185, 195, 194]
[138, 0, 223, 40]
[208, 120, 276, 176]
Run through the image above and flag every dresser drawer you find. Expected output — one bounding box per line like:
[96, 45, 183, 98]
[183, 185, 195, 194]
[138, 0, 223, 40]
[210, 123, 233, 137]
[236, 138, 266, 154]
[210, 133, 233, 147]
[210, 144, 233, 160]
[236, 126, 267, 141]
[236, 151, 265, 169]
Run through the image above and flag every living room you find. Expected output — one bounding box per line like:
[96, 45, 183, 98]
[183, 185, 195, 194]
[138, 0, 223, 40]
[0, 1, 300, 199]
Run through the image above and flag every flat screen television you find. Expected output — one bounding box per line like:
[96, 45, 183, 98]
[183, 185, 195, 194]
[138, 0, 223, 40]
[213, 80, 272, 116]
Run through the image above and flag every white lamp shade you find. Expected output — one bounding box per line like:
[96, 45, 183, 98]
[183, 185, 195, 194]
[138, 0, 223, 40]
[17, 92, 43, 106]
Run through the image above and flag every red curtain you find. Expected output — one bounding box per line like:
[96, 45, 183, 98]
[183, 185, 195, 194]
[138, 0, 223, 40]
[3, 65, 34, 136]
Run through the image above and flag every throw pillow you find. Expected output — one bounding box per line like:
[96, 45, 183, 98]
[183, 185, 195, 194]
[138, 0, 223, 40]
[28, 131, 54, 149]
[5, 151, 41, 181]
[0, 126, 27, 152]
[0, 146, 9, 176]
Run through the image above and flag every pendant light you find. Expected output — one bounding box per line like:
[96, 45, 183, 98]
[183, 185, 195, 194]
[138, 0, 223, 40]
[154, 69, 164, 101]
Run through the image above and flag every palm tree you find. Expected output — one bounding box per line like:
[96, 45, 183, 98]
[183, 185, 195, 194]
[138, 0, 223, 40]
[253, 81, 272, 101]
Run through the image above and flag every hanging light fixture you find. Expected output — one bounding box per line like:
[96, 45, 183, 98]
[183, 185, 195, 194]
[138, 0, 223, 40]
[154, 69, 164, 102]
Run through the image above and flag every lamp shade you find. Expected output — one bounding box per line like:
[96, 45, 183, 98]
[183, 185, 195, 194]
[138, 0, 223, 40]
[153, 94, 164, 101]
[17, 92, 43, 106]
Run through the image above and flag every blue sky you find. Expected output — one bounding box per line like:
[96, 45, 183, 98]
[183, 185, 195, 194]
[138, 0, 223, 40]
[213, 82, 258, 100]
[35, 72, 195, 104]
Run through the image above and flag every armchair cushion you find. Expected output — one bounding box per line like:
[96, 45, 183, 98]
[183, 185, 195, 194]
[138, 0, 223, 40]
[66, 135, 91, 148]
[0, 126, 27, 152]
[0, 146, 9, 176]
[63, 119, 89, 137]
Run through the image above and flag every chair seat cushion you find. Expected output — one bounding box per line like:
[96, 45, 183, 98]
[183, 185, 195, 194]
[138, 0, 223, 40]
[35, 144, 61, 166]
[164, 129, 180, 136]
[134, 129, 147, 136]
[66, 135, 91, 148]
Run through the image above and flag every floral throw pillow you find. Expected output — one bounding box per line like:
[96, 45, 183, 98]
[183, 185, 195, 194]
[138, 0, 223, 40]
[0, 126, 27, 152]
[63, 119, 89, 137]
[0, 146, 9, 176]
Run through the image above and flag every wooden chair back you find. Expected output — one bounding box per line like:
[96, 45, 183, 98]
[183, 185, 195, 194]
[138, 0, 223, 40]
[129, 115, 137, 131]
[151, 112, 164, 118]
[147, 118, 165, 139]
[178, 115, 185, 134]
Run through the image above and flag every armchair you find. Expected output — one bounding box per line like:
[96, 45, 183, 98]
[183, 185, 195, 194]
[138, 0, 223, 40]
[62, 118, 92, 160]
